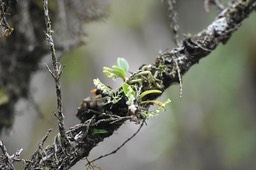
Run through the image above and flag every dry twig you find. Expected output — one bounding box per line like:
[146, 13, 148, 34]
[43, 0, 69, 149]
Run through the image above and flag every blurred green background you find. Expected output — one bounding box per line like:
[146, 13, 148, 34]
[2, 0, 256, 169]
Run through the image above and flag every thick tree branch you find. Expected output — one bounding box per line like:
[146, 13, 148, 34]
[22, 0, 256, 169]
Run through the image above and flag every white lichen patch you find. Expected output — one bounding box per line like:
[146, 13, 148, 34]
[207, 17, 228, 35]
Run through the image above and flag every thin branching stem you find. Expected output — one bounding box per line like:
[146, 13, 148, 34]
[43, 0, 69, 148]
[86, 119, 145, 167]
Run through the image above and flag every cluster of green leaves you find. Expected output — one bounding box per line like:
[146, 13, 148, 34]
[103, 57, 129, 81]
[95, 57, 171, 119]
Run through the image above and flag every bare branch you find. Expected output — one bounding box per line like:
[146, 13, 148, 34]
[204, 0, 225, 12]
[0, 140, 15, 169]
[39, 129, 52, 151]
[0, 140, 28, 169]
[165, 0, 179, 45]
[42, 0, 69, 149]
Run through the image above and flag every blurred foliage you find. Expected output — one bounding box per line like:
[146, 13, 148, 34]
[0, 88, 9, 106]
[110, 0, 155, 28]
[61, 47, 91, 81]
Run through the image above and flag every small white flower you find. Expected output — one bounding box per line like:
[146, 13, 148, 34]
[128, 105, 137, 113]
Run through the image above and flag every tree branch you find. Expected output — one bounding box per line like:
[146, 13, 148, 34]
[22, 0, 256, 169]
[43, 0, 69, 149]
[0, 140, 27, 169]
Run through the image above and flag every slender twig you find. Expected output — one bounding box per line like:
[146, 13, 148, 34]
[85, 157, 102, 170]
[43, 0, 69, 148]
[0, 140, 28, 169]
[173, 54, 183, 98]
[0, 140, 15, 169]
[204, 0, 225, 12]
[28, 129, 52, 166]
[86, 119, 145, 166]
[39, 129, 52, 151]
[166, 0, 179, 46]
[86, 115, 95, 135]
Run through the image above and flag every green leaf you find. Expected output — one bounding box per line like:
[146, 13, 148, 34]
[122, 82, 136, 105]
[92, 129, 108, 135]
[103, 66, 126, 81]
[102, 58, 129, 81]
[103, 67, 122, 80]
[139, 89, 162, 101]
[122, 82, 129, 95]
[122, 82, 136, 97]
[112, 65, 126, 79]
[117, 57, 129, 72]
